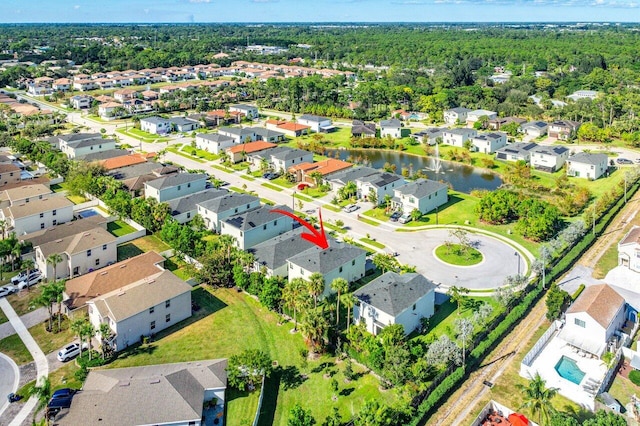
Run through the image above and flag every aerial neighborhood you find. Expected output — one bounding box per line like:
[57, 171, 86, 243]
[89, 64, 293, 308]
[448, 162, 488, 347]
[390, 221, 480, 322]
[1, 21, 640, 426]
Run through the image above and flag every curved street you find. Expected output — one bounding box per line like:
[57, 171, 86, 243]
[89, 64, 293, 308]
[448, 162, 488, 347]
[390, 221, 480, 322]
[0, 352, 19, 419]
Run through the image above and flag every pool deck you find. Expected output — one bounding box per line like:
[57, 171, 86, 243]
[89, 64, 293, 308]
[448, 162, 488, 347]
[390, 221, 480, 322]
[522, 332, 607, 410]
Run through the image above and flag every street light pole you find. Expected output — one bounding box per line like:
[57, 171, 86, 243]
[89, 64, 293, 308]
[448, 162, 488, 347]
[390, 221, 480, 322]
[514, 252, 521, 277]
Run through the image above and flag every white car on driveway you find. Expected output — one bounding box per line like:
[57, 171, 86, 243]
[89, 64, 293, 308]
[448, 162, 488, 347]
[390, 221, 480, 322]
[343, 204, 360, 213]
[0, 284, 17, 298]
[16, 271, 42, 290]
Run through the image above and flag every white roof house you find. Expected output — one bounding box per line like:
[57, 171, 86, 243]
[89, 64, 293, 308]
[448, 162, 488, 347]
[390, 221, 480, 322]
[566, 152, 608, 180]
[471, 132, 507, 154]
[530, 145, 570, 173]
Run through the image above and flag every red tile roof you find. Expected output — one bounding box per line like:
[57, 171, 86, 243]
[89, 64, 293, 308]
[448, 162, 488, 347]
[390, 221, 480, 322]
[227, 141, 277, 154]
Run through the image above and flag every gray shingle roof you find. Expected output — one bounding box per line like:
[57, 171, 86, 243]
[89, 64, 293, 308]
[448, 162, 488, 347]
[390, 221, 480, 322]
[252, 127, 285, 139]
[141, 116, 170, 125]
[250, 228, 318, 271]
[37, 226, 116, 258]
[224, 205, 291, 231]
[167, 189, 228, 216]
[354, 272, 437, 317]
[395, 178, 447, 199]
[496, 142, 538, 156]
[197, 192, 259, 213]
[358, 172, 403, 188]
[287, 241, 365, 275]
[68, 137, 114, 149]
[108, 162, 163, 180]
[57, 359, 227, 426]
[522, 121, 548, 130]
[299, 114, 329, 123]
[145, 173, 207, 190]
[568, 152, 608, 165]
[170, 117, 199, 127]
[57, 133, 101, 143]
[21, 215, 106, 247]
[219, 126, 255, 137]
[474, 132, 505, 141]
[329, 166, 379, 185]
[196, 133, 234, 143]
[530, 145, 569, 157]
[78, 149, 130, 162]
[380, 119, 402, 128]
[270, 147, 312, 161]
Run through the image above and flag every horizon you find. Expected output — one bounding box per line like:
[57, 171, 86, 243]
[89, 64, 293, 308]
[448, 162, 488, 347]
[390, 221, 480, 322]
[1, 0, 639, 24]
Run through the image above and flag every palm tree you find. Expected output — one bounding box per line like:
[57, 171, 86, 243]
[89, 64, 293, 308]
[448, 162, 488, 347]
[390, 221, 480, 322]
[331, 278, 349, 327]
[307, 273, 324, 308]
[342, 293, 357, 331]
[0, 219, 6, 240]
[282, 278, 308, 331]
[10, 241, 22, 271]
[98, 322, 111, 360]
[22, 258, 35, 286]
[447, 286, 470, 315]
[82, 321, 96, 360]
[299, 310, 329, 353]
[71, 318, 87, 358]
[517, 372, 558, 426]
[29, 376, 51, 421]
[35, 283, 55, 331]
[46, 253, 63, 281]
[52, 280, 66, 332]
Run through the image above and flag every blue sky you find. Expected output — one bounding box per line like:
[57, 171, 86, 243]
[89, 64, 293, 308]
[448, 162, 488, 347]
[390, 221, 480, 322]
[0, 0, 638, 23]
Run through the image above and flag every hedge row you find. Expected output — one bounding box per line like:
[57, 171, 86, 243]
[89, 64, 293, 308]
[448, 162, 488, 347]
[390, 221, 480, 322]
[407, 178, 640, 426]
[572, 284, 586, 300]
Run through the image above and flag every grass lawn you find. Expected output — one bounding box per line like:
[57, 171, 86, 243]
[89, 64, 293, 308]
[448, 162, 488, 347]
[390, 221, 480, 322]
[593, 242, 620, 279]
[29, 316, 76, 355]
[7, 287, 43, 316]
[262, 182, 284, 192]
[108, 287, 395, 425]
[300, 187, 329, 199]
[271, 177, 296, 188]
[608, 369, 640, 407]
[323, 204, 342, 213]
[67, 194, 88, 204]
[434, 244, 483, 266]
[323, 222, 347, 234]
[180, 145, 220, 161]
[240, 174, 256, 181]
[0, 309, 7, 325]
[117, 235, 171, 261]
[358, 216, 379, 227]
[49, 361, 84, 392]
[293, 193, 313, 203]
[167, 146, 206, 164]
[165, 256, 194, 281]
[0, 333, 33, 365]
[363, 207, 392, 222]
[360, 238, 385, 249]
[106, 220, 137, 237]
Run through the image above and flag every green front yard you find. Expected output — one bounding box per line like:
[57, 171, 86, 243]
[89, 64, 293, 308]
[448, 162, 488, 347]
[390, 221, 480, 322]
[7, 286, 43, 316]
[29, 316, 77, 355]
[108, 287, 397, 425]
[0, 333, 33, 364]
[106, 220, 137, 237]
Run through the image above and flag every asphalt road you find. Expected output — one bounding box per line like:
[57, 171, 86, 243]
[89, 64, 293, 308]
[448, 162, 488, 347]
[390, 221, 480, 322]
[0, 352, 19, 419]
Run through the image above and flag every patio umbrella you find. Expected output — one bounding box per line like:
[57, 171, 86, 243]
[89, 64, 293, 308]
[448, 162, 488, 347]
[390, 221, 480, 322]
[508, 413, 529, 426]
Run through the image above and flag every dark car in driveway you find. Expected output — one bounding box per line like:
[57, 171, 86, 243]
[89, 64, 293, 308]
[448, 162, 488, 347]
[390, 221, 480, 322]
[389, 211, 401, 222]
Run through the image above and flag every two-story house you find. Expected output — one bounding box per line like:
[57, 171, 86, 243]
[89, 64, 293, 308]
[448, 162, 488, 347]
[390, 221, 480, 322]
[618, 226, 640, 273]
[411, 128, 444, 145]
[520, 121, 548, 138]
[1, 196, 74, 235]
[391, 178, 448, 215]
[35, 226, 117, 280]
[229, 104, 259, 120]
[167, 189, 228, 224]
[60, 137, 117, 159]
[495, 142, 538, 163]
[195, 133, 235, 154]
[144, 173, 208, 202]
[354, 272, 437, 335]
[226, 141, 276, 164]
[466, 109, 498, 126]
[288, 159, 353, 185]
[566, 152, 608, 180]
[0, 183, 52, 208]
[379, 119, 402, 139]
[220, 205, 294, 250]
[140, 116, 172, 135]
[529, 145, 570, 173]
[197, 193, 261, 232]
[297, 114, 333, 133]
[249, 229, 317, 278]
[443, 107, 471, 125]
[253, 127, 286, 143]
[549, 120, 581, 141]
[471, 132, 508, 154]
[248, 147, 314, 173]
[441, 128, 478, 148]
[218, 127, 257, 144]
[356, 172, 406, 206]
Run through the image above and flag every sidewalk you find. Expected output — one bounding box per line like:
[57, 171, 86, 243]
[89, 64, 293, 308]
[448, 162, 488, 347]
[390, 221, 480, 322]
[0, 307, 48, 340]
[0, 299, 49, 426]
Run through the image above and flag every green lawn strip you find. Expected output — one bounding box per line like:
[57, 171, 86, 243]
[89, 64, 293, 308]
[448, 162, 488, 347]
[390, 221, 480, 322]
[593, 241, 620, 279]
[7, 287, 43, 316]
[167, 147, 206, 164]
[300, 187, 329, 198]
[0, 333, 34, 365]
[322, 204, 341, 213]
[49, 361, 84, 392]
[294, 193, 313, 202]
[434, 244, 483, 266]
[360, 238, 385, 249]
[357, 216, 379, 227]
[261, 198, 276, 206]
[29, 317, 76, 355]
[363, 207, 391, 222]
[67, 194, 88, 204]
[227, 387, 260, 426]
[165, 256, 193, 281]
[608, 371, 640, 407]
[323, 222, 347, 234]
[106, 220, 137, 237]
[212, 164, 235, 173]
[261, 183, 283, 192]
[271, 177, 296, 188]
[240, 174, 256, 181]
[180, 145, 220, 161]
[0, 309, 7, 325]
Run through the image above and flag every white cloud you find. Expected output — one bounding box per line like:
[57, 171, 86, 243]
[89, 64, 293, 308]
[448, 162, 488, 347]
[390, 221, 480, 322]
[74, 5, 80, 9]
[188, 0, 211, 3]
[393, 0, 638, 6]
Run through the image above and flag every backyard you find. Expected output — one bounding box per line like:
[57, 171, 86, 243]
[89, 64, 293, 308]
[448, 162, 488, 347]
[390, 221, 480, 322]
[106, 220, 137, 237]
[116, 235, 171, 261]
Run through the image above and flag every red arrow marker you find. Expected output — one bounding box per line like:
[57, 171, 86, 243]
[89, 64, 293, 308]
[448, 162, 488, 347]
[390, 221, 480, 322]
[271, 207, 329, 250]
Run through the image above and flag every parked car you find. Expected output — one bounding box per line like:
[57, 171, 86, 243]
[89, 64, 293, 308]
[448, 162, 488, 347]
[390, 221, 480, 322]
[57, 343, 82, 362]
[51, 388, 77, 400]
[389, 211, 402, 222]
[262, 172, 280, 180]
[16, 271, 42, 290]
[398, 213, 412, 224]
[343, 204, 360, 213]
[617, 158, 633, 165]
[0, 284, 17, 298]
[11, 270, 32, 285]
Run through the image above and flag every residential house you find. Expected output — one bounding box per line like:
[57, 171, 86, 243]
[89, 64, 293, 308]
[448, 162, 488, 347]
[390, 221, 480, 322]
[297, 114, 333, 133]
[351, 120, 376, 138]
[353, 272, 437, 335]
[52, 78, 72, 92]
[249, 147, 314, 173]
[86, 270, 192, 352]
[0, 164, 23, 188]
[327, 166, 380, 197]
[1, 196, 74, 235]
[98, 102, 122, 119]
[140, 116, 171, 135]
[64, 251, 165, 313]
[271, 121, 311, 137]
[20, 215, 106, 257]
[144, 173, 208, 202]
[60, 137, 116, 159]
[549, 120, 581, 141]
[229, 104, 259, 119]
[530, 145, 570, 173]
[441, 128, 477, 148]
[167, 189, 228, 224]
[220, 205, 294, 250]
[77, 149, 130, 163]
[356, 172, 405, 205]
[56, 359, 227, 426]
[287, 241, 367, 294]
[110, 162, 179, 197]
[252, 127, 286, 143]
[391, 178, 448, 215]
[411, 128, 444, 145]
[249, 229, 317, 278]
[218, 126, 257, 144]
[226, 141, 276, 163]
[170, 117, 200, 133]
[50, 133, 102, 150]
[70, 95, 92, 110]
[380, 119, 402, 139]
[471, 132, 507, 154]
[195, 133, 235, 154]
[495, 142, 538, 163]
[558, 284, 626, 358]
[35, 226, 117, 280]
[520, 121, 548, 138]
[567, 90, 598, 101]
[113, 89, 137, 102]
[288, 159, 353, 185]
[443, 107, 471, 125]
[618, 226, 640, 273]
[197, 193, 261, 232]
[466, 109, 498, 125]
[487, 116, 525, 131]
[566, 152, 608, 180]
[99, 154, 147, 171]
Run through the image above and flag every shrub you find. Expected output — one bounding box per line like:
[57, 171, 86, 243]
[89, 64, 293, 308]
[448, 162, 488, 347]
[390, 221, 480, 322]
[571, 284, 586, 300]
[629, 370, 640, 386]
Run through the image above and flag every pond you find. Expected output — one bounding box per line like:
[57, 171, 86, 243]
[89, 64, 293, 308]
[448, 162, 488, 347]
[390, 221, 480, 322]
[327, 148, 502, 193]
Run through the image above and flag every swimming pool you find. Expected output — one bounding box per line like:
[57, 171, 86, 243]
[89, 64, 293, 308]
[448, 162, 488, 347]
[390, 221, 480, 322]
[555, 355, 586, 385]
[78, 209, 99, 218]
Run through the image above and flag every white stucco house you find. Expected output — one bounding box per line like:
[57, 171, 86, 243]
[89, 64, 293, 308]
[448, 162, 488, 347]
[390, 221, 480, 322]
[520, 121, 548, 138]
[248, 147, 314, 173]
[1, 196, 74, 235]
[353, 272, 437, 335]
[140, 116, 172, 135]
[391, 178, 448, 215]
[443, 107, 471, 125]
[167, 189, 228, 224]
[471, 132, 507, 154]
[220, 205, 293, 250]
[566, 152, 608, 180]
[197, 193, 261, 232]
[549, 120, 581, 141]
[618, 226, 640, 273]
[495, 142, 538, 163]
[195, 133, 235, 154]
[35, 226, 117, 280]
[144, 173, 208, 202]
[250, 229, 317, 278]
[466, 109, 497, 125]
[379, 119, 402, 139]
[441, 128, 477, 148]
[229, 104, 259, 120]
[60, 137, 117, 159]
[0, 183, 53, 208]
[218, 126, 258, 144]
[287, 241, 366, 295]
[297, 114, 333, 133]
[355, 172, 405, 206]
[530, 145, 570, 173]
